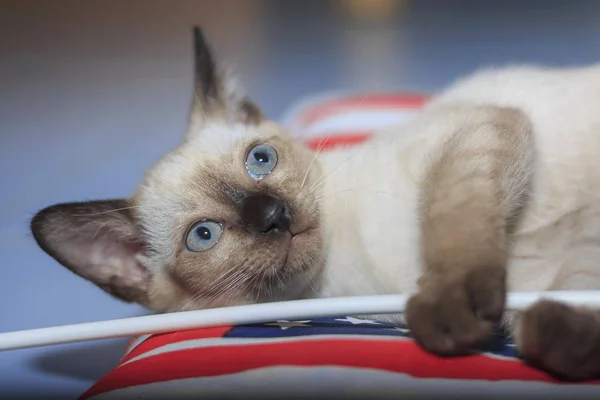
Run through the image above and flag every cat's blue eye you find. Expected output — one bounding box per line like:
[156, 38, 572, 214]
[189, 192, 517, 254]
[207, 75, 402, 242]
[245, 144, 278, 180]
[185, 220, 223, 252]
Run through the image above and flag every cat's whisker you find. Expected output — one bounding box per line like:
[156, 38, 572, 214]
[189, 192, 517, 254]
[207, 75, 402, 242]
[349, 83, 380, 113]
[298, 88, 381, 200]
[273, 268, 289, 291]
[301, 85, 381, 198]
[308, 275, 319, 292]
[92, 221, 110, 242]
[215, 264, 242, 284]
[298, 136, 331, 198]
[250, 268, 269, 303]
[308, 136, 391, 197]
[306, 155, 354, 196]
[215, 268, 251, 295]
[209, 267, 246, 295]
[351, 94, 368, 112]
[190, 269, 246, 306]
[68, 205, 143, 217]
[194, 91, 208, 121]
[313, 187, 364, 202]
[178, 299, 195, 312]
[257, 267, 269, 298]
[202, 277, 245, 306]
[212, 277, 244, 301]
[310, 180, 376, 199]
[314, 188, 394, 203]
[222, 272, 254, 301]
[307, 143, 377, 196]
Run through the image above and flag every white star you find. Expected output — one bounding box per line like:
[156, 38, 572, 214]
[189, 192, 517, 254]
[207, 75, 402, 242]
[390, 327, 411, 334]
[335, 316, 381, 325]
[265, 320, 311, 330]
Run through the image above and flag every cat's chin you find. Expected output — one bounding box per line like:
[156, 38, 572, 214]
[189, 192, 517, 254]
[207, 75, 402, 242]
[240, 228, 322, 303]
[285, 227, 322, 274]
[172, 269, 319, 311]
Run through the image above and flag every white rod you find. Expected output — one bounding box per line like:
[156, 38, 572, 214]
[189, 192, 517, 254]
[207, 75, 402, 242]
[1, 291, 600, 351]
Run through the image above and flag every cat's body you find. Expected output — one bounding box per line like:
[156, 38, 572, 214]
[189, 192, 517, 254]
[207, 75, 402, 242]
[30, 29, 600, 381]
[319, 64, 600, 301]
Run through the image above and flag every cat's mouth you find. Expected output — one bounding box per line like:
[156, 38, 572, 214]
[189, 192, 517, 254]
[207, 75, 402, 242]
[282, 226, 320, 275]
[252, 226, 319, 287]
[291, 226, 315, 240]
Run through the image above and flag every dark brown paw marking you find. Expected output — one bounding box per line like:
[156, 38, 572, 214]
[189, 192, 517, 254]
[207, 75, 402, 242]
[405, 266, 506, 356]
[519, 300, 600, 381]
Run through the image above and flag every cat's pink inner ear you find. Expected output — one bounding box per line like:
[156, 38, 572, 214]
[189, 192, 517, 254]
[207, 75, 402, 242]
[31, 199, 151, 305]
[70, 232, 150, 303]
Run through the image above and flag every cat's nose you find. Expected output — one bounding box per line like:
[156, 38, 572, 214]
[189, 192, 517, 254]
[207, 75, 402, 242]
[242, 194, 292, 234]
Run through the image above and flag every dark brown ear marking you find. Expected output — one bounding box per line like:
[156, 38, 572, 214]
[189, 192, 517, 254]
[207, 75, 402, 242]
[188, 26, 264, 126]
[240, 98, 264, 125]
[193, 27, 219, 103]
[30, 199, 151, 305]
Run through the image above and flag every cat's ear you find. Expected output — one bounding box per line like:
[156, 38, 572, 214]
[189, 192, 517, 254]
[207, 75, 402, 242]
[189, 27, 263, 129]
[30, 199, 151, 306]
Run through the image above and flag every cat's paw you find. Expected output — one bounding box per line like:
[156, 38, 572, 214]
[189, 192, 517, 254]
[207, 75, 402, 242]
[518, 300, 600, 381]
[404, 266, 506, 356]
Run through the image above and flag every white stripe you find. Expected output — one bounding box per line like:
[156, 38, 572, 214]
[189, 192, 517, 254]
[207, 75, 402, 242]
[119, 333, 414, 367]
[480, 351, 521, 362]
[279, 90, 422, 132]
[304, 110, 415, 137]
[279, 91, 360, 129]
[87, 366, 600, 399]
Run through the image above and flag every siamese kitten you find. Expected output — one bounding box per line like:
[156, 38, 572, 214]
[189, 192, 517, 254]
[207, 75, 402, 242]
[31, 27, 600, 381]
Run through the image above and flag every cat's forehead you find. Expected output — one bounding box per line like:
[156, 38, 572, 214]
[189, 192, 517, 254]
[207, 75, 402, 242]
[134, 119, 288, 208]
[145, 122, 264, 186]
[186, 121, 259, 157]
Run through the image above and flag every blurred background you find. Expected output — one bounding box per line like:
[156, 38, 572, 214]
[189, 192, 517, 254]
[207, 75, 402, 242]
[2, 0, 600, 397]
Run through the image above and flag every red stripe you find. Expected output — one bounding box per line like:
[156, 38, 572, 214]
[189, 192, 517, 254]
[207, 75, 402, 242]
[295, 93, 428, 128]
[81, 338, 598, 398]
[304, 132, 373, 150]
[119, 326, 232, 364]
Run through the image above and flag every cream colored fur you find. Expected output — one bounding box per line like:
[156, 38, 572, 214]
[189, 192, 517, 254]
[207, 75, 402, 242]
[319, 64, 600, 299]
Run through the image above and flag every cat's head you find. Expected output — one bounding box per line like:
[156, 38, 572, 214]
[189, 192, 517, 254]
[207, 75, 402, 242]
[30, 28, 326, 312]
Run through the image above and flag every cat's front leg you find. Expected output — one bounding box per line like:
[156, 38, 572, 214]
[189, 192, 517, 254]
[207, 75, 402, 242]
[514, 300, 600, 381]
[404, 105, 535, 356]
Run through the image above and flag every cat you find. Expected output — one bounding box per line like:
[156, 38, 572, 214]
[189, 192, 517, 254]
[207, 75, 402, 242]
[30, 27, 600, 381]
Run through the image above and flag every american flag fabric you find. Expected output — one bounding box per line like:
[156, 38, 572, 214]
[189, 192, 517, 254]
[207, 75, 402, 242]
[82, 318, 600, 399]
[82, 93, 600, 399]
[281, 91, 429, 150]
